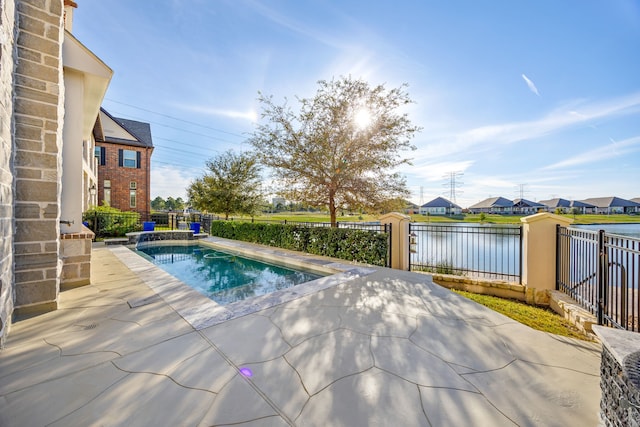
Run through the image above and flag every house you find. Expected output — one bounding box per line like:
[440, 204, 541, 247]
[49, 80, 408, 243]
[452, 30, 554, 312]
[512, 198, 546, 215]
[468, 197, 514, 214]
[539, 198, 596, 214]
[0, 0, 112, 344]
[632, 198, 640, 213]
[419, 197, 462, 215]
[579, 197, 640, 214]
[94, 108, 154, 217]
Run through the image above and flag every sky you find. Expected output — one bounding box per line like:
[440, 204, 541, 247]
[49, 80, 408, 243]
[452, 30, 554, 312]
[72, 0, 640, 208]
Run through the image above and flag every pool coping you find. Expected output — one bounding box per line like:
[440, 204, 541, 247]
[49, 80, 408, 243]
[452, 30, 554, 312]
[108, 237, 378, 330]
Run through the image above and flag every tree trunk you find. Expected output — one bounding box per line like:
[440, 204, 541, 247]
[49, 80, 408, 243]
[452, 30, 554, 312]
[329, 191, 337, 227]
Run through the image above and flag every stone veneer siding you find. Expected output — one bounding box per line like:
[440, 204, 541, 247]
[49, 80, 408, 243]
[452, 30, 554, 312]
[60, 227, 93, 289]
[594, 326, 640, 427]
[12, 0, 64, 315]
[0, 0, 18, 346]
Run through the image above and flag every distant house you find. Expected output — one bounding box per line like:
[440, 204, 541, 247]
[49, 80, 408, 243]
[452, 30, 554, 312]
[403, 200, 420, 215]
[632, 198, 640, 213]
[538, 198, 596, 214]
[468, 197, 513, 214]
[512, 198, 545, 215]
[579, 196, 640, 214]
[419, 197, 462, 215]
[94, 108, 154, 217]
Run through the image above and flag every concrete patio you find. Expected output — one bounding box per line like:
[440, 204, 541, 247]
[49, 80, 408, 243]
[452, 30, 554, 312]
[0, 243, 602, 426]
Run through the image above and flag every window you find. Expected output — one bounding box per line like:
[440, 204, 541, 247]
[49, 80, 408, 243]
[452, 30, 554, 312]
[130, 181, 137, 190]
[95, 146, 106, 165]
[104, 180, 111, 205]
[123, 150, 137, 168]
[119, 149, 140, 168]
[130, 190, 136, 208]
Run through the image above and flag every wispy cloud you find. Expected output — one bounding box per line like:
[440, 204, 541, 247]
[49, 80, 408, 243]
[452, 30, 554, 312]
[151, 165, 198, 199]
[521, 73, 540, 96]
[176, 104, 258, 122]
[418, 91, 640, 160]
[543, 135, 640, 170]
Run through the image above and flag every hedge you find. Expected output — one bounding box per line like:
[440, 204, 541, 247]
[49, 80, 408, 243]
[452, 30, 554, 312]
[208, 221, 389, 267]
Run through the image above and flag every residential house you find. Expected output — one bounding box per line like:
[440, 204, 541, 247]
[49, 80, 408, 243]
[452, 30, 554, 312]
[94, 108, 154, 217]
[419, 197, 462, 215]
[468, 197, 513, 214]
[580, 197, 640, 214]
[1, 0, 112, 344]
[512, 198, 546, 215]
[632, 198, 640, 213]
[540, 198, 596, 214]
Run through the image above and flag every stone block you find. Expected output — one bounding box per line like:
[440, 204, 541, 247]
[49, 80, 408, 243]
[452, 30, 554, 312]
[17, 47, 42, 63]
[18, 12, 46, 36]
[43, 203, 57, 218]
[15, 203, 41, 219]
[15, 251, 58, 269]
[15, 219, 58, 242]
[15, 279, 58, 306]
[16, 167, 42, 179]
[16, 179, 58, 201]
[17, 30, 60, 58]
[15, 269, 44, 283]
[14, 97, 58, 120]
[15, 121, 43, 140]
[15, 84, 59, 106]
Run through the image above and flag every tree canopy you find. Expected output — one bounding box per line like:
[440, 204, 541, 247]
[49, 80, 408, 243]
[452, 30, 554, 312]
[187, 150, 263, 219]
[249, 76, 420, 226]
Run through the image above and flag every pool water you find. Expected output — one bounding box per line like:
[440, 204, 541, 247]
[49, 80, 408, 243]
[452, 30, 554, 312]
[134, 244, 324, 305]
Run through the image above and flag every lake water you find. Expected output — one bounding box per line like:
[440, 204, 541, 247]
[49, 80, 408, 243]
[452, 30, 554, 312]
[410, 222, 640, 280]
[574, 223, 640, 238]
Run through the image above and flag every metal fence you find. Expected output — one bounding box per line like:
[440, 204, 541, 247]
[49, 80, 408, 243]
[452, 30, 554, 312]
[408, 223, 523, 282]
[557, 226, 640, 331]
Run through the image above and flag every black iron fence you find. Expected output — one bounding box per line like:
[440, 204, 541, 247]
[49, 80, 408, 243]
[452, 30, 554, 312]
[408, 223, 523, 282]
[557, 226, 640, 331]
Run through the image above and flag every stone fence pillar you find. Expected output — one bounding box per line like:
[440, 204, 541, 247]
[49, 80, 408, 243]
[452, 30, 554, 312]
[379, 212, 410, 270]
[520, 212, 573, 304]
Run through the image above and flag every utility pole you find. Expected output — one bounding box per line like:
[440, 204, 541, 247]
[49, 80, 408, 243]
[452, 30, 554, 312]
[443, 171, 463, 203]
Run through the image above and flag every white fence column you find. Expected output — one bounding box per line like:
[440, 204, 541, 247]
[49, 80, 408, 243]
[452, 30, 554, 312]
[521, 212, 573, 304]
[380, 212, 410, 270]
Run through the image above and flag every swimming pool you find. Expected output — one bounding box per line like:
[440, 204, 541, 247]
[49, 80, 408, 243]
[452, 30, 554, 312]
[134, 244, 324, 305]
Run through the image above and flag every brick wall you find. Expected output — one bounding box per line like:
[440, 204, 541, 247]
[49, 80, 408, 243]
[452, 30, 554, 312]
[13, 0, 64, 314]
[97, 142, 152, 217]
[0, 0, 17, 346]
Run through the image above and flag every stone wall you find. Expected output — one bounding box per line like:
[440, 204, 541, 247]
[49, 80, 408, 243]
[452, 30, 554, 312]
[594, 326, 640, 427]
[12, 0, 64, 315]
[60, 226, 93, 289]
[0, 0, 17, 346]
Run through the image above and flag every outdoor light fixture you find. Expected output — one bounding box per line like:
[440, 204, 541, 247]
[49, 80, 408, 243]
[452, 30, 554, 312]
[410, 232, 417, 253]
[89, 184, 96, 196]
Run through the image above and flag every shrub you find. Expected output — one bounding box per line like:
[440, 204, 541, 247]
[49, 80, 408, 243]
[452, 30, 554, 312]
[208, 221, 389, 266]
[83, 206, 141, 238]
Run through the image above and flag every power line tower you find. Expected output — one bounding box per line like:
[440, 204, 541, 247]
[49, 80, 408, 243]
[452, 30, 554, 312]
[443, 171, 463, 203]
[516, 183, 528, 200]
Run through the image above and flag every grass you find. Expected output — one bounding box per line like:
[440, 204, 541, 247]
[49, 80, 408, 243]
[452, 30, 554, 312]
[451, 289, 591, 341]
[246, 212, 640, 225]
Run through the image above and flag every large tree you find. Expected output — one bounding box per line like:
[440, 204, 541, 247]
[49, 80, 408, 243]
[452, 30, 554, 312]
[187, 150, 263, 219]
[250, 76, 420, 226]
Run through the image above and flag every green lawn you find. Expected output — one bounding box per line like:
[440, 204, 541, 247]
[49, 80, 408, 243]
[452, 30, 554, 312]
[247, 211, 640, 225]
[452, 289, 591, 340]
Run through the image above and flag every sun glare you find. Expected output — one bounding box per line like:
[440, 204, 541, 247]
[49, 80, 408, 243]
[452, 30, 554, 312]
[354, 107, 372, 130]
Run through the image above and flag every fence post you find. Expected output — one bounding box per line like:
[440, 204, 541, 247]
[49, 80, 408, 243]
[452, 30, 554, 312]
[379, 212, 410, 270]
[597, 229, 605, 325]
[521, 212, 573, 304]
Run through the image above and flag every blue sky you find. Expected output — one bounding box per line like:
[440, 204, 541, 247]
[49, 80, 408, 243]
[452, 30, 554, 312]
[73, 0, 640, 208]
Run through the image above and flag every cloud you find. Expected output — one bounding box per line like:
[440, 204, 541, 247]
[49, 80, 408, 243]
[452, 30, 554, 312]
[176, 104, 258, 122]
[521, 73, 540, 96]
[543, 135, 640, 170]
[151, 165, 197, 199]
[418, 91, 640, 160]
